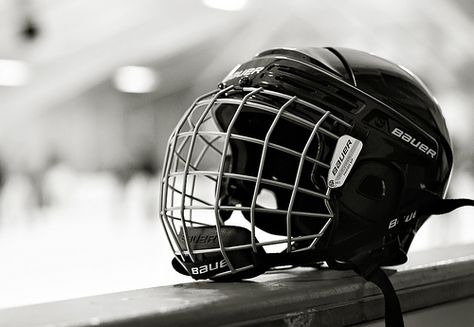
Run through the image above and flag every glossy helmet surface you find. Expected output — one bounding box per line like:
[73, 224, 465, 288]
[160, 47, 453, 280]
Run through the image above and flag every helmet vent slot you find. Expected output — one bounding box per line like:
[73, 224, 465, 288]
[273, 65, 365, 114]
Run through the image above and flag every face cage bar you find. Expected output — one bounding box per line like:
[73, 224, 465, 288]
[160, 86, 353, 278]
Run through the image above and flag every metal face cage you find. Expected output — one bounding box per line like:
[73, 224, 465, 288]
[160, 86, 353, 278]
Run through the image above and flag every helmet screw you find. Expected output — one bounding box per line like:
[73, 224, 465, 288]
[217, 82, 226, 89]
[374, 117, 385, 128]
[239, 76, 250, 87]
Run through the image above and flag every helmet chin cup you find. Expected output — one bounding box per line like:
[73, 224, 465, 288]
[173, 226, 266, 281]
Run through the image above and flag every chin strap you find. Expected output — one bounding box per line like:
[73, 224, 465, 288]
[362, 266, 404, 327]
[351, 252, 405, 327]
[419, 196, 474, 216]
[350, 194, 474, 327]
[416, 187, 474, 216]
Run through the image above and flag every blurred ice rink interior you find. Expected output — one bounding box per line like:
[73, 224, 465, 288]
[0, 0, 473, 309]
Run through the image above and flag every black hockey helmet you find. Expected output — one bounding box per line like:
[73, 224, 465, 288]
[160, 47, 473, 326]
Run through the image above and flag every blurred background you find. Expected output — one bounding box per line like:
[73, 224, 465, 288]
[0, 0, 473, 309]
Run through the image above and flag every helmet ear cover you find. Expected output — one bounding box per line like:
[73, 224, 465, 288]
[327, 159, 409, 264]
[337, 159, 404, 225]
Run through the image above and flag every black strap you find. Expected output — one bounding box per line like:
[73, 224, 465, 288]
[351, 252, 404, 327]
[419, 197, 474, 216]
[347, 194, 474, 327]
[363, 267, 404, 327]
[415, 187, 474, 216]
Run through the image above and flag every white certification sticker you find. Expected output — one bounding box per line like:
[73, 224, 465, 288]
[327, 135, 363, 189]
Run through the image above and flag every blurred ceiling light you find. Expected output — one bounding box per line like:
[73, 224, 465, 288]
[202, 0, 248, 11]
[113, 66, 158, 93]
[0, 59, 30, 86]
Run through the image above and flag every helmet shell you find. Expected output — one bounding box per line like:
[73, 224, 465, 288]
[220, 47, 453, 264]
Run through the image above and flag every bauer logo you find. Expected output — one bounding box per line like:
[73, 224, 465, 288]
[391, 127, 437, 159]
[190, 259, 228, 276]
[328, 135, 363, 189]
[223, 65, 265, 82]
